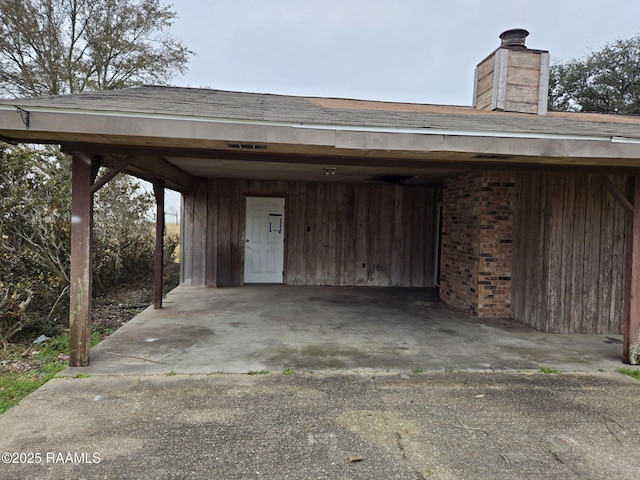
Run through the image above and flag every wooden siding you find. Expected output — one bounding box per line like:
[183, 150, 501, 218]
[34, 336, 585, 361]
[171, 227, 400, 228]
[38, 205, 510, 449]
[181, 178, 441, 287]
[511, 173, 628, 333]
[474, 48, 547, 115]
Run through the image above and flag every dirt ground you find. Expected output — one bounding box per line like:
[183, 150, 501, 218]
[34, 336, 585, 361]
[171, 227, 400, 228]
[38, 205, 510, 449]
[0, 260, 180, 373]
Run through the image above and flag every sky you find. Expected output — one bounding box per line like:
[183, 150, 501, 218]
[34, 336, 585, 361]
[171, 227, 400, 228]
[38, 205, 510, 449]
[167, 0, 640, 106]
[160, 0, 640, 215]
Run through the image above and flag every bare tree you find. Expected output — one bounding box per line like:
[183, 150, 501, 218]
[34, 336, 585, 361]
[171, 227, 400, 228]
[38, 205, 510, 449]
[0, 0, 194, 97]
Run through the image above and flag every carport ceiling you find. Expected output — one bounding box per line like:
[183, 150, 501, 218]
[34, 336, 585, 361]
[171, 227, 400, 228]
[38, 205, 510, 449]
[162, 154, 456, 184]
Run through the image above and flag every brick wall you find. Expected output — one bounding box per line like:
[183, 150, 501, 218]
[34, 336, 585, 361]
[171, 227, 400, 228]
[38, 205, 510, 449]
[440, 173, 481, 314]
[440, 172, 515, 318]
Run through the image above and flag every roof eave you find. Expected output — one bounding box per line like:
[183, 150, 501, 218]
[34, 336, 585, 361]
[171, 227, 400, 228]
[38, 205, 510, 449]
[2, 106, 640, 169]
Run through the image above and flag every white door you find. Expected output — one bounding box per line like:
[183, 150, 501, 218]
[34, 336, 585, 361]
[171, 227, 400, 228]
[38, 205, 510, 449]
[244, 197, 285, 283]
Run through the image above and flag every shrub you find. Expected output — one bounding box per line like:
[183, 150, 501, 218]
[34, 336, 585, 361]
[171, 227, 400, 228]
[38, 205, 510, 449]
[0, 144, 172, 342]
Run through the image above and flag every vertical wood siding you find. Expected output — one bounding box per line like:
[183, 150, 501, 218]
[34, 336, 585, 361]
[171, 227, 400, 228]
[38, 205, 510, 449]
[181, 178, 441, 288]
[511, 173, 627, 333]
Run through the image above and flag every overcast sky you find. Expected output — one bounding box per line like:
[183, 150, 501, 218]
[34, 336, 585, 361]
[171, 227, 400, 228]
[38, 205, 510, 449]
[161, 0, 640, 214]
[167, 0, 640, 106]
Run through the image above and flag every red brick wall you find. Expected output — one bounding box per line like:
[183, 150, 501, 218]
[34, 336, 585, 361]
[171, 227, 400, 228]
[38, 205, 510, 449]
[440, 172, 515, 318]
[440, 173, 481, 314]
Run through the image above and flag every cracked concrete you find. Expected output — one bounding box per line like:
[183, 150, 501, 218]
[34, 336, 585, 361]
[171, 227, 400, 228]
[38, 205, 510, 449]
[1, 372, 639, 479]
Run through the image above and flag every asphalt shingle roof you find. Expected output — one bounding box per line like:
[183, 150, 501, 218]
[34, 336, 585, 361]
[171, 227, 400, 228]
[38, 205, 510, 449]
[4, 85, 640, 139]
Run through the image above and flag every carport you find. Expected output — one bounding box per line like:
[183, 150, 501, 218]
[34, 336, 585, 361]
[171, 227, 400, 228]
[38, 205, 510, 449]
[66, 285, 624, 375]
[1, 29, 640, 366]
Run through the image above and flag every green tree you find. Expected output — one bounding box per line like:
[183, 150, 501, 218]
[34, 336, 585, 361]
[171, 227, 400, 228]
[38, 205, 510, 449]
[0, 0, 193, 97]
[549, 35, 640, 114]
[0, 145, 157, 344]
[0, 0, 191, 344]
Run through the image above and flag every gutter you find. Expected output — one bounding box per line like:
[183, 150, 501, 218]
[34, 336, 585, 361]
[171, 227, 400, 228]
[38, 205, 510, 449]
[1, 103, 636, 145]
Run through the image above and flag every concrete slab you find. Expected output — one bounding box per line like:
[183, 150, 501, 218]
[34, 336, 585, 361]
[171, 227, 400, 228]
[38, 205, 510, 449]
[66, 286, 624, 376]
[3, 286, 638, 479]
[1, 372, 639, 479]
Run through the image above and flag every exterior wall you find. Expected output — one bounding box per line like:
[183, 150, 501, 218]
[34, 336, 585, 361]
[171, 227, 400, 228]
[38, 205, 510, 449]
[511, 173, 628, 333]
[439, 172, 515, 317]
[181, 178, 441, 288]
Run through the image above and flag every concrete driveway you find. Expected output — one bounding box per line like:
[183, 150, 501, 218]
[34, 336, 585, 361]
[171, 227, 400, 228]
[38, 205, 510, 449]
[68, 285, 624, 376]
[2, 286, 638, 480]
[1, 371, 639, 479]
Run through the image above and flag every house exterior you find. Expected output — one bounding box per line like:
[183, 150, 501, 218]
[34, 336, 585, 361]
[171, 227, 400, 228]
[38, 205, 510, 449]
[1, 29, 639, 366]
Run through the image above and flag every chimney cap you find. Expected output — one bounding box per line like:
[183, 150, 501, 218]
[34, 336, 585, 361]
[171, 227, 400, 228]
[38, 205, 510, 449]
[499, 28, 529, 47]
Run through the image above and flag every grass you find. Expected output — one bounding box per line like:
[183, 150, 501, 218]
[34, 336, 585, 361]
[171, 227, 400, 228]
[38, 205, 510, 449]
[0, 336, 69, 414]
[282, 368, 296, 375]
[540, 366, 562, 375]
[618, 367, 640, 380]
[411, 368, 425, 374]
[248, 370, 269, 375]
[165, 370, 177, 376]
[0, 327, 116, 415]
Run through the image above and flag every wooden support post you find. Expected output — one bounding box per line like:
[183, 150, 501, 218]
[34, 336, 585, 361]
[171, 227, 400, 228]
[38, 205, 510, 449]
[153, 179, 165, 309]
[624, 176, 640, 364]
[69, 153, 95, 367]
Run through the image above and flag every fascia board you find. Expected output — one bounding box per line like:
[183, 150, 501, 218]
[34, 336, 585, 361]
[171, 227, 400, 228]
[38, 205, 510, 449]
[2, 105, 640, 161]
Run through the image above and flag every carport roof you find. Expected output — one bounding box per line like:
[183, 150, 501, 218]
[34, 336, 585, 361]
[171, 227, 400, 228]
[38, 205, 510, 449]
[2, 85, 640, 191]
[4, 84, 640, 137]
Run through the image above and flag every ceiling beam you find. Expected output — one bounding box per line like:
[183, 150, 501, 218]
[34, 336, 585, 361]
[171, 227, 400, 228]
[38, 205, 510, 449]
[90, 155, 136, 194]
[62, 144, 194, 192]
[130, 156, 194, 192]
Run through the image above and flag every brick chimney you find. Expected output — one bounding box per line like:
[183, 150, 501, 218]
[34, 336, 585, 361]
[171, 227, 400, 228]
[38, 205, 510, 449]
[473, 29, 550, 115]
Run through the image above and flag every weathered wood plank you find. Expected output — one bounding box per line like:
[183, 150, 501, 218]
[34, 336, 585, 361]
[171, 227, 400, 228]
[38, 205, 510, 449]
[314, 183, 327, 285]
[582, 175, 602, 333]
[558, 174, 573, 332]
[153, 179, 165, 308]
[354, 185, 368, 286]
[191, 180, 207, 285]
[216, 180, 232, 286]
[341, 184, 357, 285]
[508, 50, 545, 67]
[69, 153, 95, 367]
[285, 182, 301, 284]
[545, 174, 564, 332]
[610, 176, 627, 333]
[180, 190, 194, 285]
[295, 182, 308, 284]
[230, 181, 245, 286]
[598, 175, 615, 333]
[391, 186, 404, 286]
[411, 187, 427, 287]
[569, 175, 586, 333]
[206, 180, 218, 287]
[401, 187, 415, 287]
[378, 185, 394, 286]
[331, 183, 344, 285]
[304, 182, 318, 285]
[624, 175, 640, 363]
[476, 55, 495, 79]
